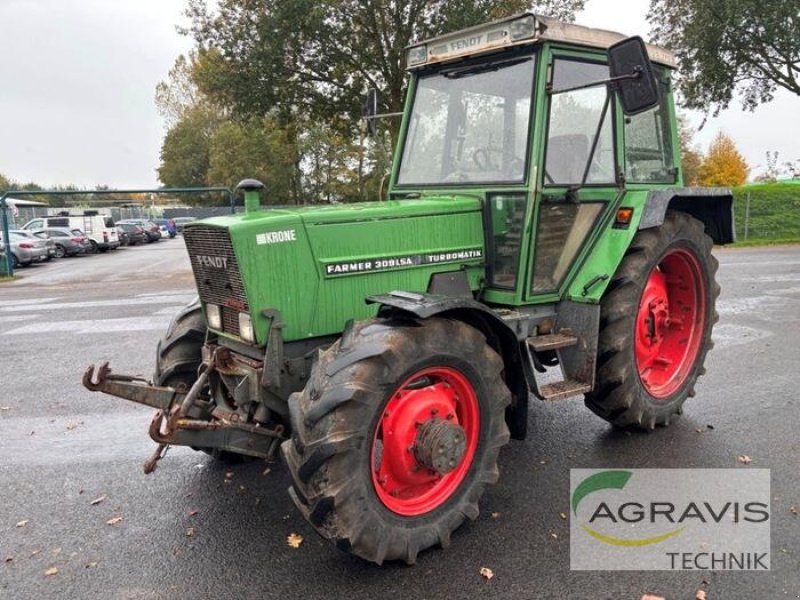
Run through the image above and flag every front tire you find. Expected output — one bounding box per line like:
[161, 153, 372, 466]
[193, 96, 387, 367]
[585, 211, 719, 429]
[282, 317, 511, 564]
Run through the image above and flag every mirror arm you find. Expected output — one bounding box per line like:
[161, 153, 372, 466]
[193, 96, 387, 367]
[548, 69, 641, 96]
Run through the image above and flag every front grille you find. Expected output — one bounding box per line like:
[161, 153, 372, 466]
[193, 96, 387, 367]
[184, 225, 249, 337]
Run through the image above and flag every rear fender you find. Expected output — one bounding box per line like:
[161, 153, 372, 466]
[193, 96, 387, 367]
[640, 187, 735, 244]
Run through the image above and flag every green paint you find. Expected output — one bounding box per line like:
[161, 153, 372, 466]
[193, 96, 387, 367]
[184, 36, 689, 348]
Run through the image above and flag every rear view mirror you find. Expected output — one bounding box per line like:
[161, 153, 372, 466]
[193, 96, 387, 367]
[363, 88, 378, 136]
[608, 36, 660, 116]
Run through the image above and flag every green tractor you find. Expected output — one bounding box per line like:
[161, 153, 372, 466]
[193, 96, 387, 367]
[83, 13, 733, 564]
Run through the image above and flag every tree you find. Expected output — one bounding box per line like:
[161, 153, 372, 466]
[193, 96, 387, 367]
[183, 1, 586, 139]
[207, 117, 297, 204]
[677, 115, 703, 185]
[698, 132, 748, 186]
[648, 0, 800, 115]
[157, 106, 218, 191]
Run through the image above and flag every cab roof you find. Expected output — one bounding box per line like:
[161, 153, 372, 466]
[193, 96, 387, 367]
[406, 13, 676, 70]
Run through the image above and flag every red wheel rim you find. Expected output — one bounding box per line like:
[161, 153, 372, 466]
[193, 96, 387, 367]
[370, 366, 480, 516]
[634, 248, 706, 399]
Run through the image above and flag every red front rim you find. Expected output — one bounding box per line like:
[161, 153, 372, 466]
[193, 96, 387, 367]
[634, 248, 706, 399]
[370, 366, 480, 516]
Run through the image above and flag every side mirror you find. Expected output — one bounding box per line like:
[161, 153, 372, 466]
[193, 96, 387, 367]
[608, 36, 660, 116]
[363, 88, 378, 136]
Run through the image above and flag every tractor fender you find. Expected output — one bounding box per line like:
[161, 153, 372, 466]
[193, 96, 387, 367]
[639, 187, 735, 244]
[367, 291, 529, 440]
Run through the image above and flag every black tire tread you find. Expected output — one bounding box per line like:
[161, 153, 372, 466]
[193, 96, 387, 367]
[585, 211, 719, 429]
[282, 317, 511, 564]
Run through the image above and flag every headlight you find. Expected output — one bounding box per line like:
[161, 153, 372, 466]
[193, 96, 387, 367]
[509, 14, 537, 41]
[406, 44, 427, 68]
[239, 312, 255, 343]
[206, 304, 222, 330]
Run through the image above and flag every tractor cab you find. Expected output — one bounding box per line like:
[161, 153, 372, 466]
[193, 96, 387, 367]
[384, 13, 681, 307]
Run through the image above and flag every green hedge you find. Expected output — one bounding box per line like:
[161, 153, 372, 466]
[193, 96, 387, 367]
[732, 183, 800, 242]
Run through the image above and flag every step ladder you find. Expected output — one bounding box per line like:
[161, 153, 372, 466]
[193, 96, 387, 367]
[525, 330, 592, 401]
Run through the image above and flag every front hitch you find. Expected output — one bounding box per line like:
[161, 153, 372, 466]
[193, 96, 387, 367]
[82, 360, 286, 472]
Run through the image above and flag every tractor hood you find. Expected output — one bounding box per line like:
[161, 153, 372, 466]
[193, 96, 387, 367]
[183, 196, 486, 344]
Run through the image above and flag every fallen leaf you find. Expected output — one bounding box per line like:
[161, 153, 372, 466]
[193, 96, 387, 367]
[550, 532, 558, 539]
[491, 512, 501, 519]
[106, 516, 123, 526]
[52, 548, 61, 556]
[239, 485, 246, 491]
[696, 590, 707, 600]
[4, 556, 12, 563]
[188, 510, 199, 517]
[85, 561, 98, 569]
[225, 471, 234, 479]
[286, 533, 304, 548]
[789, 505, 797, 515]
[30, 549, 41, 557]
[16, 520, 29, 528]
[479, 566, 494, 580]
[44, 567, 58, 576]
[90, 495, 106, 506]
[706, 424, 715, 430]
[1, 406, 11, 411]
[262, 467, 272, 476]
[186, 527, 196, 537]
[640, 596, 665, 600]
[738, 455, 752, 465]
[66, 423, 79, 431]
[559, 512, 567, 520]
[695, 427, 704, 433]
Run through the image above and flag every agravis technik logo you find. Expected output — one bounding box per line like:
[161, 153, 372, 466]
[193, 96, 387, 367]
[570, 469, 771, 570]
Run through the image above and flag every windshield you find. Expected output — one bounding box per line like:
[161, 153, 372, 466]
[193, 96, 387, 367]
[397, 54, 535, 186]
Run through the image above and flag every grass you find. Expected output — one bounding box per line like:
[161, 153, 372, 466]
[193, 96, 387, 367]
[732, 183, 800, 244]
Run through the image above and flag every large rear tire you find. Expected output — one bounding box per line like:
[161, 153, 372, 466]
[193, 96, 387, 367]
[585, 211, 719, 429]
[282, 317, 511, 564]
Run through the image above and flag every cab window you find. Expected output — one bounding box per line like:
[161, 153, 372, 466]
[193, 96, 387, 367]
[544, 59, 615, 186]
[624, 70, 675, 183]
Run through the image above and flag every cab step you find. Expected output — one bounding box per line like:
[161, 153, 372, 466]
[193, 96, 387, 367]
[539, 379, 592, 401]
[526, 331, 578, 352]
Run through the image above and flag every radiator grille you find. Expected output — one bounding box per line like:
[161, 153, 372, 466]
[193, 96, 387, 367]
[184, 225, 248, 337]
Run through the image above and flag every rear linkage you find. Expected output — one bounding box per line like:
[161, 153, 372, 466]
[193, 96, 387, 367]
[82, 350, 285, 473]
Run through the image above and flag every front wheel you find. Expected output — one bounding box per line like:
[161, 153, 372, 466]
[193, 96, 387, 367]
[282, 317, 511, 564]
[54, 245, 66, 259]
[585, 211, 719, 429]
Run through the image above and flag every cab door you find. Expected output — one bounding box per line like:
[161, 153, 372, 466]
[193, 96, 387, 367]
[524, 51, 622, 302]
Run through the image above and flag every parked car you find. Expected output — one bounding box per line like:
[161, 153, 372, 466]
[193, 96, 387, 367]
[33, 228, 90, 258]
[173, 217, 197, 233]
[117, 219, 162, 242]
[152, 218, 177, 238]
[117, 222, 149, 246]
[0, 231, 50, 268]
[23, 214, 119, 253]
[13, 230, 55, 262]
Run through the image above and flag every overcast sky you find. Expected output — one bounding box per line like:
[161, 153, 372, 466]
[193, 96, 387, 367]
[0, 0, 796, 189]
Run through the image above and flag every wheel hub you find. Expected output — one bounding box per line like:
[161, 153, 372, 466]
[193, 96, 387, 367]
[370, 367, 480, 516]
[413, 418, 467, 475]
[634, 248, 706, 399]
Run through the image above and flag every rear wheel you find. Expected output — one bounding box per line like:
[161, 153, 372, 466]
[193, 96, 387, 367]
[283, 317, 511, 564]
[88, 240, 98, 254]
[585, 211, 719, 429]
[54, 245, 66, 259]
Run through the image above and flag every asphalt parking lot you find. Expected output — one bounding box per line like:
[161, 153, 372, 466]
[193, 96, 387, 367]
[1, 241, 798, 599]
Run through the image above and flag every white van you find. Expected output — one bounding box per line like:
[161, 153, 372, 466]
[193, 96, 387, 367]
[23, 213, 120, 253]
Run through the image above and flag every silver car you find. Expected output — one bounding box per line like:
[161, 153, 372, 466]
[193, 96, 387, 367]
[34, 228, 91, 258]
[0, 231, 50, 268]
